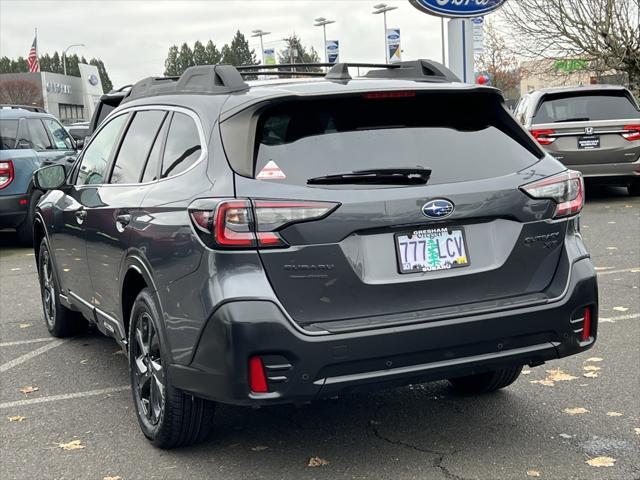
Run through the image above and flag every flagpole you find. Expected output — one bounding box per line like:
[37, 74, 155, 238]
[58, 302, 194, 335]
[34, 28, 38, 57]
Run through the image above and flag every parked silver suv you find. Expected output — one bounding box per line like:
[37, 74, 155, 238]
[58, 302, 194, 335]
[515, 85, 640, 195]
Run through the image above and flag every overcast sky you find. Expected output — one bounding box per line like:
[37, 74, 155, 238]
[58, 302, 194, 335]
[0, 0, 448, 87]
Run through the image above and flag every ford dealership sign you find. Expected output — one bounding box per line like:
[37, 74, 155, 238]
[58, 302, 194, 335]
[409, 0, 507, 18]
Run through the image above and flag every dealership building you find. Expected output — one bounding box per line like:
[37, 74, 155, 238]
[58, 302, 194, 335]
[0, 63, 104, 124]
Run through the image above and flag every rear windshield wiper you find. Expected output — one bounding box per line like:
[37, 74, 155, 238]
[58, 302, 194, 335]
[307, 168, 431, 185]
[554, 117, 590, 123]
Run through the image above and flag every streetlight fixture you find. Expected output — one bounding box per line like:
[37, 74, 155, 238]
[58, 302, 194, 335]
[62, 43, 86, 76]
[313, 17, 336, 64]
[251, 30, 271, 65]
[372, 3, 398, 64]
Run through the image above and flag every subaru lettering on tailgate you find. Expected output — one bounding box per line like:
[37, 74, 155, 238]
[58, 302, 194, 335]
[409, 0, 507, 18]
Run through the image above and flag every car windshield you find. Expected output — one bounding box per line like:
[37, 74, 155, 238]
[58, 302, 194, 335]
[533, 92, 639, 123]
[254, 92, 542, 186]
[0, 119, 18, 149]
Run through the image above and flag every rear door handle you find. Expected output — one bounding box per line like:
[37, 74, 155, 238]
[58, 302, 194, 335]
[75, 209, 87, 224]
[116, 213, 131, 227]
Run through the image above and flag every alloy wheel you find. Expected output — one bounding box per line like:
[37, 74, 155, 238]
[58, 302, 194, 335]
[133, 312, 165, 425]
[40, 249, 56, 328]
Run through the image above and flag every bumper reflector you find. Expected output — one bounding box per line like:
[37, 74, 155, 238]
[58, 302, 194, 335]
[581, 307, 592, 341]
[249, 356, 269, 393]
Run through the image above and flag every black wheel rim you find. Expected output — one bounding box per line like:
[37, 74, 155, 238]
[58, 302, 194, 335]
[40, 249, 55, 328]
[133, 312, 165, 426]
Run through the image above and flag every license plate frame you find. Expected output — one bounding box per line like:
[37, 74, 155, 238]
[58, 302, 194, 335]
[394, 226, 471, 275]
[577, 135, 600, 150]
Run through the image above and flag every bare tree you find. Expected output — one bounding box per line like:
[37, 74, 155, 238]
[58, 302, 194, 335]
[476, 21, 522, 100]
[0, 79, 43, 106]
[500, 0, 640, 94]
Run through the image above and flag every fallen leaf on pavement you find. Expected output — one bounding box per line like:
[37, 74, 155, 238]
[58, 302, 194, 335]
[613, 306, 628, 312]
[521, 369, 531, 375]
[530, 379, 555, 387]
[559, 433, 572, 439]
[606, 412, 623, 417]
[7, 415, 26, 422]
[585, 357, 603, 362]
[19, 386, 38, 395]
[546, 369, 577, 382]
[19, 323, 32, 328]
[594, 267, 613, 271]
[58, 440, 85, 451]
[586, 456, 616, 467]
[634, 428, 640, 435]
[526, 470, 541, 477]
[251, 446, 268, 451]
[563, 407, 589, 415]
[583, 371, 599, 378]
[308, 456, 329, 467]
[606, 247, 617, 250]
[103, 477, 122, 480]
[583, 365, 601, 371]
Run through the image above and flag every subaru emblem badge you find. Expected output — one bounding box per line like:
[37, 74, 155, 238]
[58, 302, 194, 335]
[422, 199, 455, 219]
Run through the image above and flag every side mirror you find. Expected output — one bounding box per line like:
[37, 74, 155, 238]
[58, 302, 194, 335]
[34, 164, 67, 191]
[75, 137, 85, 150]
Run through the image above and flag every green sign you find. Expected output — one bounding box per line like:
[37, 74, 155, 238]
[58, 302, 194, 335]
[554, 59, 588, 73]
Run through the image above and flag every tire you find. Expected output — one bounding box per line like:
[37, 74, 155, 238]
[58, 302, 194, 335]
[16, 190, 43, 246]
[129, 288, 216, 449]
[628, 180, 640, 196]
[448, 366, 523, 394]
[37, 237, 86, 337]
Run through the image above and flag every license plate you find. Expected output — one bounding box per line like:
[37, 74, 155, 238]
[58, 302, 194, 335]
[578, 135, 600, 149]
[395, 227, 470, 274]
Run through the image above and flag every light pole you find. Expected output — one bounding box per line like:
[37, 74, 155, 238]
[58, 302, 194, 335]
[372, 3, 398, 64]
[314, 17, 336, 64]
[62, 43, 86, 76]
[251, 30, 271, 64]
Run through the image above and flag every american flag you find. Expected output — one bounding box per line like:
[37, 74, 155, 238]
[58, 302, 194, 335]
[27, 35, 40, 73]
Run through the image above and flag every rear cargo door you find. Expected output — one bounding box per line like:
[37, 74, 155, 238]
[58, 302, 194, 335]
[530, 91, 640, 166]
[223, 90, 565, 329]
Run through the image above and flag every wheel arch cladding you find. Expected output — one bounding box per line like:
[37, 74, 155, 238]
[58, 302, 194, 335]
[121, 268, 148, 340]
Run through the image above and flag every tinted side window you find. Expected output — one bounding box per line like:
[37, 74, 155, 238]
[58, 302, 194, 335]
[25, 119, 52, 151]
[161, 112, 201, 179]
[76, 114, 127, 186]
[141, 113, 170, 183]
[0, 119, 18, 149]
[42, 118, 74, 150]
[110, 110, 166, 184]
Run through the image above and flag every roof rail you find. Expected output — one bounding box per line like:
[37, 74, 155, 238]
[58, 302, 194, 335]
[123, 65, 249, 103]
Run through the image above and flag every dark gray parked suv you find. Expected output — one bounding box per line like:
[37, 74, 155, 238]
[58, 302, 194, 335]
[32, 61, 598, 449]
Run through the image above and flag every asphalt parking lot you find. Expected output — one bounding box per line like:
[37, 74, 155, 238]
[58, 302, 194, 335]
[0, 186, 638, 480]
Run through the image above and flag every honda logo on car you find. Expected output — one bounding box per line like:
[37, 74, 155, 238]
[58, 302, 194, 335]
[422, 199, 455, 219]
[409, 0, 507, 18]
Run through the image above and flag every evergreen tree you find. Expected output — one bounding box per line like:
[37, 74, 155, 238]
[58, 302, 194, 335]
[38, 54, 52, 73]
[89, 58, 113, 92]
[193, 41, 207, 65]
[278, 35, 321, 71]
[205, 40, 221, 65]
[221, 30, 257, 66]
[0, 57, 11, 73]
[65, 54, 81, 76]
[11, 57, 29, 72]
[51, 52, 62, 73]
[164, 45, 179, 76]
[177, 43, 195, 74]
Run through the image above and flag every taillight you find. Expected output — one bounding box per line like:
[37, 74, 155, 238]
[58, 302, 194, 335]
[622, 125, 640, 141]
[363, 91, 416, 100]
[521, 170, 584, 218]
[530, 129, 556, 145]
[582, 307, 592, 342]
[190, 199, 338, 249]
[0, 160, 14, 189]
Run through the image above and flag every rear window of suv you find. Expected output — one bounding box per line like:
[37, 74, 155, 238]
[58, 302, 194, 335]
[251, 92, 542, 186]
[533, 92, 639, 124]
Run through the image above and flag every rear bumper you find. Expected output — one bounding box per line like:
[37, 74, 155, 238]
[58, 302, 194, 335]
[170, 257, 598, 406]
[565, 158, 640, 182]
[0, 194, 28, 229]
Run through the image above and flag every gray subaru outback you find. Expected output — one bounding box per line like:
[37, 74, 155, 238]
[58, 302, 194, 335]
[32, 61, 598, 449]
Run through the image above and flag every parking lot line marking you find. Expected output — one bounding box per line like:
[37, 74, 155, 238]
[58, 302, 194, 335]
[0, 339, 68, 373]
[600, 313, 640, 323]
[0, 338, 55, 348]
[597, 267, 640, 276]
[0, 386, 130, 410]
